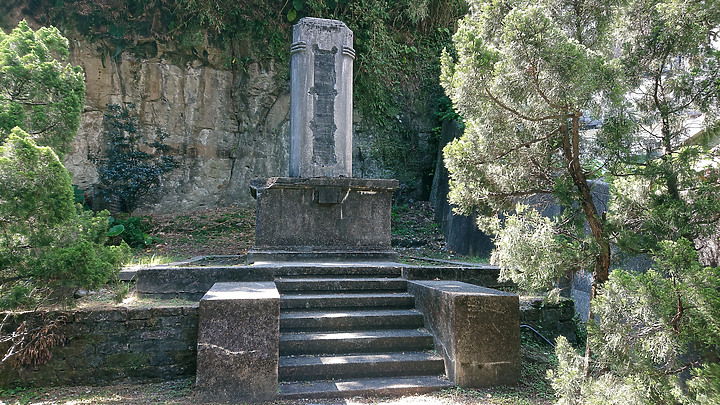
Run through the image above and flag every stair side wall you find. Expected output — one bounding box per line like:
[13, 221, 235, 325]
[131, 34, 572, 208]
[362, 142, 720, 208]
[408, 281, 521, 387]
[195, 282, 280, 403]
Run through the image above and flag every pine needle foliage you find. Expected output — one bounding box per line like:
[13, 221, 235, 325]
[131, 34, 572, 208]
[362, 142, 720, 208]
[0, 128, 129, 310]
[0, 24, 129, 369]
[442, 0, 720, 402]
[0, 21, 85, 160]
[551, 240, 720, 404]
[441, 0, 620, 300]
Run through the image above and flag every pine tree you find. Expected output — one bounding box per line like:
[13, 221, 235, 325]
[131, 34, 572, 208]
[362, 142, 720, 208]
[442, 0, 720, 401]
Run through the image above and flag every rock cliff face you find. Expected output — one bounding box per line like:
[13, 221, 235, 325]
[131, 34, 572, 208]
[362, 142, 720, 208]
[64, 40, 290, 213]
[2, 7, 443, 214]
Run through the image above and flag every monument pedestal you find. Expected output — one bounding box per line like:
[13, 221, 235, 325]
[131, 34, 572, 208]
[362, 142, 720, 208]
[248, 177, 398, 263]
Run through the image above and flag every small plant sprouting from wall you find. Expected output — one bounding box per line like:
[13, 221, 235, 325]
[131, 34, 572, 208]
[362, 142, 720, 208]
[96, 104, 177, 214]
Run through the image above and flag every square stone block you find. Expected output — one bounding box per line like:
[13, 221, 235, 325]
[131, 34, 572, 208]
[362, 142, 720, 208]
[408, 281, 520, 387]
[195, 282, 280, 403]
[249, 177, 398, 262]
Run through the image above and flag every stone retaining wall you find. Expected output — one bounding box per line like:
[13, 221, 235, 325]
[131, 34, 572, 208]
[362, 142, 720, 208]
[0, 306, 198, 388]
[0, 298, 574, 388]
[520, 298, 577, 344]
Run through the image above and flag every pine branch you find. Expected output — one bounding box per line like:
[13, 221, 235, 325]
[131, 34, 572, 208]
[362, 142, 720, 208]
[487, 188, 555, 198]
[485, 88, 569, 122]
[490, 127, 561, 162]
[530, 66, 572, 113]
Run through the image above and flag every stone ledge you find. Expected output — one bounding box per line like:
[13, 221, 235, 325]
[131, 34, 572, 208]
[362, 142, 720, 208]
[247, 249, 398, 263]
[250, 177, 399, 195]
[408, 281, 521, 388]
[402, 266, 513, 290]
[136, 266, 274, 300]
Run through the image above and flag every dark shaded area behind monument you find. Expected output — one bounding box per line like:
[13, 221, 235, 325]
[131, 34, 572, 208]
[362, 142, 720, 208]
[430, 120, 495, 258]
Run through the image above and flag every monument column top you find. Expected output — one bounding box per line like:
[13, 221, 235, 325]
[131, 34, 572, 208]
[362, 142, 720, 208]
[289, 17, 354, 178]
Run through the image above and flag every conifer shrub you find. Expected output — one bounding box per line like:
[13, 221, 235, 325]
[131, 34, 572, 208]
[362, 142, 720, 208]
[0, 128, 129, 310]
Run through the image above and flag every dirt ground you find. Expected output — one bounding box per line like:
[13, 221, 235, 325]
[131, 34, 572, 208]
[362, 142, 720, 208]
[0, 379, 554, 404]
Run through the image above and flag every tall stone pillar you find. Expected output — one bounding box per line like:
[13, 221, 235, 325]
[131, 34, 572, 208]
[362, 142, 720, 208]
[249, 18, 397, 263]
[289, 17, 354, 178]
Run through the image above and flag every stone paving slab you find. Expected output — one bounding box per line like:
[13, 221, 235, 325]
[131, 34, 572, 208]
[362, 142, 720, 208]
[277, 375, 453, 399]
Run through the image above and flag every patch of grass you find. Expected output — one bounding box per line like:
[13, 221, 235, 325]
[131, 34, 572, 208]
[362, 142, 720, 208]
[139, 206, 255, 259]
[70, 287, 198, 309]
[123, 254, 185, 267]
[112, 283, 131, 303]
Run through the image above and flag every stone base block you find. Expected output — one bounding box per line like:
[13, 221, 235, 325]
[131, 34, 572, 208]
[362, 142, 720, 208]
[136, 266, 275, 300]
[408, 281, 520, 387]
[247, 249, 398, 263]
[195, 282, 280, 403]
[249, 177, 398, 263]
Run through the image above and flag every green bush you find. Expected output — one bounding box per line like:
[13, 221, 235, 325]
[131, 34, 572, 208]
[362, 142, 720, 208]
[0, 21, 130, 368]
[110, 215, 155, 248]
[0, 128, 130, 310]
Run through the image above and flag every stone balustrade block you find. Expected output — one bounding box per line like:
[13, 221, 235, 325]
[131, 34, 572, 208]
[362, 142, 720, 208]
[408, 281, 520, 387]
[195, 282, 280, 403]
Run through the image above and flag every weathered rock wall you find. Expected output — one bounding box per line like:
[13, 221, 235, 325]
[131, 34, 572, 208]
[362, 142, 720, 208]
[65, 40, 290, 213]
[1, 6, 446, 213]
[61, 40, 440, 213]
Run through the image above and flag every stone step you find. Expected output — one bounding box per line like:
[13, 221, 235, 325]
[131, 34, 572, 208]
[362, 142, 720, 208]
[277, 375, 453, 399]
[279, 352, 445, 381]
[270, 265, 402, 278]
[280, 292, 415, 310]
[279, 329, 435, 355]
[280, 309, 425, 331]
[275, 278, 407, 293]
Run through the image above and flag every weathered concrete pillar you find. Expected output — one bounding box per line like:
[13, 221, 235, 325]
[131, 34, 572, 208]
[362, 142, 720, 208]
[289, 17, 354, 178]
[195, 282, 280, 403]
[250, 18, 395, 263]
[408, 281, 521, 387]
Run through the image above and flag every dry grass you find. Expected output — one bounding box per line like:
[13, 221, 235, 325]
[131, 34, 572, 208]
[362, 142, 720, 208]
[141, 206, 255, 259]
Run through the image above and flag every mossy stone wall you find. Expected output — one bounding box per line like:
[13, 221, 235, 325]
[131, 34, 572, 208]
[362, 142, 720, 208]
[0, 306, 198, 388]
[0, 301, 573, 389]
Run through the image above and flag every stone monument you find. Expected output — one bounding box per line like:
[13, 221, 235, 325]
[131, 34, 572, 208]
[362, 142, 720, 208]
[248, 17, 398, 263]
[290, 18, 354, 178]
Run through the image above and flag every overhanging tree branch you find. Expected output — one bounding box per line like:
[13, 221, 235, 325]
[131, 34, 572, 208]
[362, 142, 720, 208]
[485, 87, 570, 122]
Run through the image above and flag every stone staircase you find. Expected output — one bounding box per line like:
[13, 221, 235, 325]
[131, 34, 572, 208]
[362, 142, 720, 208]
[273, 264, 452, 399]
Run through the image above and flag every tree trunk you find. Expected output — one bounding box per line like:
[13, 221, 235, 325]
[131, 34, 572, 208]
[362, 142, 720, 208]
[560, 117, 611, 374]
